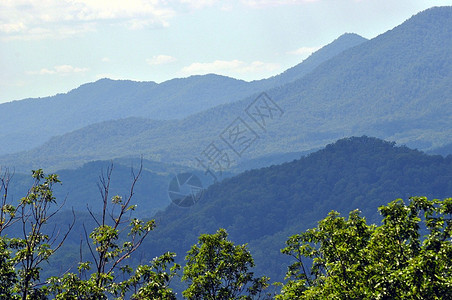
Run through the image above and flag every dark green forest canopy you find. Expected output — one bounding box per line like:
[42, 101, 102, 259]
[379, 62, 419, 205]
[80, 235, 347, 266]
[0, 5, 451, 300]
[142, 136, 452, 283]
[1, 167, 451, 299]
[278, 196, 452, 299]
[3, 136, 452, 288]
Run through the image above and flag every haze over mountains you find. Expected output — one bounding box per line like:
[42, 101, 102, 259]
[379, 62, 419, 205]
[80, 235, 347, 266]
[0, 33, 366, 156]
[2, 6, 452, 298]
[43, 136, 452, 289]
[5, 158, 205, 218]
[160, 135, 451, 278]
[1, 7, 451, 174]
[1, 6, 451, 217]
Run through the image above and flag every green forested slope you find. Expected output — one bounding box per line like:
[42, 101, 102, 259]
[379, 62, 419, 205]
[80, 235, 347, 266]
[5, 136, 452, 291]
[139, 136, 452, 283]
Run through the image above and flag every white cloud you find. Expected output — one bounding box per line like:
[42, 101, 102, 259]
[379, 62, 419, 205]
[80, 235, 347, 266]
[179, 0, 319, 10]
[0, 0, 175, 39]
[146, 55, 177, 66]
[0, 22, 26, 33]
[0, 0, 323, 39]
[240, 0, 320, 8]
[288, 46, 320, 57]
[101, 57, 110, 63]
[179, 0, 220, 9]
[27, 65, 89, 76]
[180, 59, 280, 76]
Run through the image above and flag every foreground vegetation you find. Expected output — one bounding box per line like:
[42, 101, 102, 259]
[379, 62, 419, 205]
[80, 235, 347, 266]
[1, 167, 451, 299]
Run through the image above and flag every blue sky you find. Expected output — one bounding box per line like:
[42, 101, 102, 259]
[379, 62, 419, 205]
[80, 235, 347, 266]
[1, 0, 451, 103]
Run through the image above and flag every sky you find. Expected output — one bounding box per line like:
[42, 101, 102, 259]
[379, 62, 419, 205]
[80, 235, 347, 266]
[1, 0, 451, 103]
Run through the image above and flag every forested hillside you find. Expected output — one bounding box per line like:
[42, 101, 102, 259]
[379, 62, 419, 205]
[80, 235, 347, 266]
[258, 33, 367, 88]
[429, 142, 452, 156]
[2, 3, 452, 299]
[137, 136, 452, 283]
[2, 136, 452, 297]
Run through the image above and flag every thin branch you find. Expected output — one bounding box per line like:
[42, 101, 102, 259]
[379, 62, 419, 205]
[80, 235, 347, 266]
[106, 230, 150, 275]
[86, 205, 101, 227]
[0, 167, 18, 233]
[83, 223, 98, 268]
[113, 160, 142, 232]
[97, 164, 113, 227]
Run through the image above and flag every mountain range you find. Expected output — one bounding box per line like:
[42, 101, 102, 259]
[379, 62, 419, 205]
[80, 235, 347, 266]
[2, 8, 452, 295]
[34, 136, 452, 290]
[138, 136, 452, 285]
[1, 7, 451, 173]
[0, 33, 366, 156]
[4, 157, 224, 218]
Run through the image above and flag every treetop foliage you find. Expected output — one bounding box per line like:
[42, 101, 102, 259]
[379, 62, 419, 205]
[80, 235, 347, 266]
[182, 228, 269, 300]
[2, 155, 452, 299]
[278, 196, 452, 299]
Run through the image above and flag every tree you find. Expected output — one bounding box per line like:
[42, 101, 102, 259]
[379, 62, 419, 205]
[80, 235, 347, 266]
[47, 162, 180, 299]
[0, 163, 179, 299]
[0, 168, 17, 298]
[278, 196, 452, 299]
[1, 169, 77, 299]
[182, 228, 269, 299]
[12, 169, 76, 299]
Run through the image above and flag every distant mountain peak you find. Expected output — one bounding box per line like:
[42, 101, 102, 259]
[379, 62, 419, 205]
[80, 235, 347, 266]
[261, 32, 367, 87]
[416, 5, 452, 16]
[379, 5, 452, 39]
[336, 32, 366, 39]
[333, 32, 368, 43]
[321, 136, 401, 155]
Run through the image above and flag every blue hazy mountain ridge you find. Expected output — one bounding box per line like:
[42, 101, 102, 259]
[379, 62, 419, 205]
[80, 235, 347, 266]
[5, 158, 214, 218]
[9, 136, 452, 289]
[0, 33, 366, 156]
[259, 33, 367, 87]
[7, 135, 451, 295]
[429, 142, 452, 156]
[137, 136, 452, 286]
[1, 6, 451, 173]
